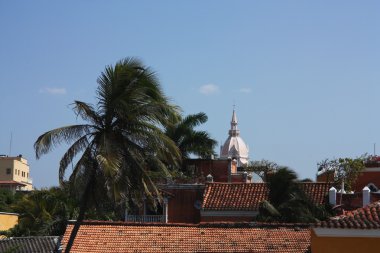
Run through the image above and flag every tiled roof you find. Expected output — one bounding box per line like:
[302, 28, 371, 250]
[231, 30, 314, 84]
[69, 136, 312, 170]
[61, 221, 310, 253]
[0, 236, 60, 253]
[202, 182, 331, 211]
[202, 183, 268, 211]
[298, 183, 332, 205]
[316, 201, 380, 229]
[0, 180, 27, 186]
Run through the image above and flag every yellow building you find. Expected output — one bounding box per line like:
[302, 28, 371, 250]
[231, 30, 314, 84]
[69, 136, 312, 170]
[0, 155, 33, 192]
[0, 212, 18, 231]
[312, 201, 380, 253]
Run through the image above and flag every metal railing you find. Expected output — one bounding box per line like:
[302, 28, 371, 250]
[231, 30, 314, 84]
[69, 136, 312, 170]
[125, 215, 165, 223]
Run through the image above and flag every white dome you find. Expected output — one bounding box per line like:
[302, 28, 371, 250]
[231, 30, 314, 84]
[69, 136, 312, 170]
[220, 136, 249, 165]
[219, 109, 250, 166]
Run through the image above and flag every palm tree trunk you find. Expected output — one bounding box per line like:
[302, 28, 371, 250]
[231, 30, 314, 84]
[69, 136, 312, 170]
[64, 177, 93, 253]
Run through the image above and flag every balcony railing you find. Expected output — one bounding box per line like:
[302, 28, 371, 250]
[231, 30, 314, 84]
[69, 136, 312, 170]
[125, 215, 165, 223]
[21, 178, 33, 185]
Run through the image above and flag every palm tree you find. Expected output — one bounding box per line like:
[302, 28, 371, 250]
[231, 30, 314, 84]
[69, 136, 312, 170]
[165, 112, 217, 160]
[34, 58, 181, 252]
[267, 167, 298, 208]
[258, 167, 328, 223]
[3, 187, 75, 237]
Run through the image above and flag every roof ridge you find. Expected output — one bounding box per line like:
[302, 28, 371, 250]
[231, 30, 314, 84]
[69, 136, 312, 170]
[206, 182, 331, 185]
[1, 236, 60, 240]
[66, 220, 312, 228]
[206, 182, 266, 185]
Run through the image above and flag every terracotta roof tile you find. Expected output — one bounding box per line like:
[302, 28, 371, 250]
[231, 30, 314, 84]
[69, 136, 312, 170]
[298, 183, 332, 205]
[61, 221, 310, 253]
[202, 183, 268, 211]
[316, 201, 380, 229]
[202, 182, 331, 211]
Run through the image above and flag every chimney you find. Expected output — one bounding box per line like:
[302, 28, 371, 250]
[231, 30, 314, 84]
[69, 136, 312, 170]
[339, 181, 346, 194]
[206, 174, 213, 183]
[329, 187, 337, 206]
[242, 171, 248, 183]
[362, 186, 370, 207]
[247, 173, 252, 183]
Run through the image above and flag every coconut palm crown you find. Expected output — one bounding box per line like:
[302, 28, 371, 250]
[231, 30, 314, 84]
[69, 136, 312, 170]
[34, 58, 181, 252]
[165, 112, 217, 160]
[35, 58, 180, 201]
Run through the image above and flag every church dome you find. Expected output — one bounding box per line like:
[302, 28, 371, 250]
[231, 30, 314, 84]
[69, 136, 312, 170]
[220, 109, 249, 166]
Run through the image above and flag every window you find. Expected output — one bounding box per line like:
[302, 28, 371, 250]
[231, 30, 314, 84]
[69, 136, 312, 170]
[6, 168, 11, 174]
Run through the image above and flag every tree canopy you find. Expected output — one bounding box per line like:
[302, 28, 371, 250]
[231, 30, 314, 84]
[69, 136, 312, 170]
[165, 112, 217, 162]
[34, 58, 182, 252]
[258, 167, 332, 223]
[317, 155, 367, 191]
[245, 159, 279, 182]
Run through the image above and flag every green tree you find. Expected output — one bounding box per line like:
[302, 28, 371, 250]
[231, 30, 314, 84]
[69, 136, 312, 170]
[165, 112, 217, 160]
[317, 155, 367, 191]
[267, 167, 298, 208]
[3, 187, 75, 237]
[0, 189, 20, 213]
[258, 167, 331, 223]
[245, 159, 278, 182]
[2, 185, 118, 237]
[34, 58, 181, 252]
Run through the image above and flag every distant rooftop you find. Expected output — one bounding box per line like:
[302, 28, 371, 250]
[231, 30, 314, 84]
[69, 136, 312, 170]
[202, 182, 332, 211]
[0, 236, 60, 253]
[316, 200, 380, 229]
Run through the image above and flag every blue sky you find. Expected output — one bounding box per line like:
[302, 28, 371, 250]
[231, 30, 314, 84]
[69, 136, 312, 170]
[0, 1, 379, 188]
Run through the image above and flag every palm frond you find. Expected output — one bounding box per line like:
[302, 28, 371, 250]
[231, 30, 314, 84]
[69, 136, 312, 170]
[34, 124, 92, 159]
[59, 136, 90, 183]
[72, 101, 102, 126]
[181, 112, 208, 129]
[67, 147, 93, 185]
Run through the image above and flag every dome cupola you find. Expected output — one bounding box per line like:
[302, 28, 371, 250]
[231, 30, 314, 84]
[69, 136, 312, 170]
[220, 109, 249, 167]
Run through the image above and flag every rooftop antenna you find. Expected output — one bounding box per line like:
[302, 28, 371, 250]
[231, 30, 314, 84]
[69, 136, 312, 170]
[9, 132, 12, 156]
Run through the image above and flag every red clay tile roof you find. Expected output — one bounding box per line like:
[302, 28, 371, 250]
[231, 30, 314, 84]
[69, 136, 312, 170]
[316, 201, 380, 229]
[0, 180, 27, 186]
[61, 221, 311, 253]
[298, 183, 332, 205]
[202, 182, 331, 211]
[202, 183, 268, 211]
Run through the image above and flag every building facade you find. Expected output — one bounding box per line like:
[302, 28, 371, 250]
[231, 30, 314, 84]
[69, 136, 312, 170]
[312, 201, 380, 253]
[0, 155, 33, 192]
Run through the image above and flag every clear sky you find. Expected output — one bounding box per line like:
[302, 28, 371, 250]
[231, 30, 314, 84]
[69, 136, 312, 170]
[0, 1, 379, 188]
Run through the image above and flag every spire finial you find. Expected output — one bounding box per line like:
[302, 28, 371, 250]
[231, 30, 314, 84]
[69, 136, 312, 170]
[231, 105, 237, 124]
[229, 106, 239, 136]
